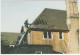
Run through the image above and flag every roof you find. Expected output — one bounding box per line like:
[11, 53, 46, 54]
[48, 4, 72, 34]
[1, 32, 22, 45]
[29, 8, 69, 31]
[10, 44, 62, 54]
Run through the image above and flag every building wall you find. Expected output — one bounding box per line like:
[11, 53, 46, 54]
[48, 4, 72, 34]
[66, 0, 79, 53]
[66, 18, 79, 53]
[27, 31, 69, 53]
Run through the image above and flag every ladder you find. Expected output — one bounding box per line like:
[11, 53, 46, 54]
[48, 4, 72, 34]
[17, 29, 28, 45]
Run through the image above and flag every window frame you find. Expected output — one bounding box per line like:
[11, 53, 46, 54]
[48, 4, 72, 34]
[43, 31, 53, 40]
[59, 32, 64, 40]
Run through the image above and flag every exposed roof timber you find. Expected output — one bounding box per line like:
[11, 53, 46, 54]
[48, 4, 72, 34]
[30, 8, 68, 30]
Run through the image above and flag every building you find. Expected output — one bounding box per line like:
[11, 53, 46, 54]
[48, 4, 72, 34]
[27, 8, 69, 54]
[18, 0, 79, 54]
[66, 0, 79, 53]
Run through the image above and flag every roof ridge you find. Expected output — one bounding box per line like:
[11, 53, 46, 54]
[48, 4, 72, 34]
[44, 8, 66, 11]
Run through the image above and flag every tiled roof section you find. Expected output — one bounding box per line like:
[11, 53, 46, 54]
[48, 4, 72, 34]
[30, 8, 69, 31]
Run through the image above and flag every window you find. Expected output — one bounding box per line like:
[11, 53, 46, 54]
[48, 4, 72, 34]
[35, 51, 42, 54]
[59, 32, 64, 40]
[43, 31, 53, 39]
[44, 31, 47, 38]
[48, 31, 51, 38]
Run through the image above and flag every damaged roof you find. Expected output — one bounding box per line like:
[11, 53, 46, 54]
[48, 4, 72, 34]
[29, 8, 69, 31]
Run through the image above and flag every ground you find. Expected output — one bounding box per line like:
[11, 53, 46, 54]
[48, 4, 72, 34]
[1, 32, 22, 54]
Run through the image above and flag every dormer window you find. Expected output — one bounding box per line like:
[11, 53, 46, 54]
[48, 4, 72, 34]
[43, 31, 53, 39]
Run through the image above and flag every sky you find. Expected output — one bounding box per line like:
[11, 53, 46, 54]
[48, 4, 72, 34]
[1, 0, 67, 33]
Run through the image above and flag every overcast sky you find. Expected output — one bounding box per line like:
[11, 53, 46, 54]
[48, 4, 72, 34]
[1, 0, 67, 33]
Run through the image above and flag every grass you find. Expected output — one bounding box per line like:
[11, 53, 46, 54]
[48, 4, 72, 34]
[1, 32, 22, 54]
[1, 32, 22, 45]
